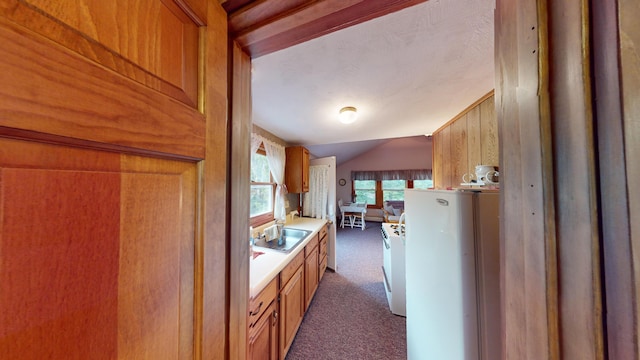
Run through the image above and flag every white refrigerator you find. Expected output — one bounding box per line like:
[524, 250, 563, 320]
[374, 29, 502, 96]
[404, 189, 500, 360]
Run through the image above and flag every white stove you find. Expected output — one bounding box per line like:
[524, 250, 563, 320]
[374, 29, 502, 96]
[381, 222, 406, 316]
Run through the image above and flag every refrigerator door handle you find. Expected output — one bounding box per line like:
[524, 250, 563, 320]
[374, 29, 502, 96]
[436, 198, 449, 206]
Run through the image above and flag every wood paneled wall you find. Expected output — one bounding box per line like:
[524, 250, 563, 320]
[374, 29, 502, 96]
[496, 0, 608, 358]
[431, 92, 497, 189]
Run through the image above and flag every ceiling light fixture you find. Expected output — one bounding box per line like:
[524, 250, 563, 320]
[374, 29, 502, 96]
[339, 106, 358, 124]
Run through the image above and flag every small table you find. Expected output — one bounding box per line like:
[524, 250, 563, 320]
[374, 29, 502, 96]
[339, 203, 367, 230]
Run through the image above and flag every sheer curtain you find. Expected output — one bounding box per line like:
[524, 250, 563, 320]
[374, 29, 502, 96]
[262, 138, 287, 221]
[303, 165, 329, 219]
[251, 133, 287, 221]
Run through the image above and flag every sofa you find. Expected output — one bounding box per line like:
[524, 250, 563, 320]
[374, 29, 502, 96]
[382, 201, 404, 223]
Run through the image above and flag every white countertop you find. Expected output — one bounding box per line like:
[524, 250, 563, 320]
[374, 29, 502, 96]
[250, 217, 328, 298]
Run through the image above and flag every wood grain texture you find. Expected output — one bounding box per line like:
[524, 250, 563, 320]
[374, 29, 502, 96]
[439, 126, 451, 188]
[200, 2, 230, 359]
[450, 113, 468, 187]
[618, 0, 640, 357]
[229, 41, 252, 360]
[22, 0, 200, 105]
[467, 106, 482, 171]
[549, 1, 603, 358]
[496, 0, 557, 358]
[593, 0, 638, 358]
[119, 156, 197, 360]
[227, 0, 427, 58]
[431, 94, 497, 189]
[480, 96, 498, 167]
[0, 0, 200, 107]
[432, 132, 443, 188]
[0, 12, 205, 160]
[0, 160, 121, 358]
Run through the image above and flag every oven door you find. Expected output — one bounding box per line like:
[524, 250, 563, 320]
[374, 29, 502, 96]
[382, 228, 392, 292]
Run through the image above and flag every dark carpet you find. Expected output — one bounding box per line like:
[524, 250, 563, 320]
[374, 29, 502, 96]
[285, 222, 407, 360]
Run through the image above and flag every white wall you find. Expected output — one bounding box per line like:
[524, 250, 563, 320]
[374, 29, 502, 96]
[336, 135, 432, 210]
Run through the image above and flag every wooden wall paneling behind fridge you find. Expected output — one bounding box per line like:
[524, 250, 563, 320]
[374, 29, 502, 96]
[431, 93, 497, 189]
[0, 0, 230, 358]
[450, 113, 468, 188]
[467, 106, 483, 174]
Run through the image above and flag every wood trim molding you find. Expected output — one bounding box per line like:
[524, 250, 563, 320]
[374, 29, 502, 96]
[225, 0, 427, 58]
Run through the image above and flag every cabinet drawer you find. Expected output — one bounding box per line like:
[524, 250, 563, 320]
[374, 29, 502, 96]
[319, 224, 328, 241]
[280, 251, 304, 290]
[304, 233, 319, 257]
[249, 277, 277, 329]
[319, 235, 327, 260]
[319, 254, 327, 282]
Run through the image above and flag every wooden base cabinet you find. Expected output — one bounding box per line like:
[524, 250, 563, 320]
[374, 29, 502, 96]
[248, 278, 278, 360]
[304, 243, 319, 311]
[318, 226, 328, 282]
[248, 301, 278, 360]
[279, 265, 304, 358]
[279, 252, 305, 358]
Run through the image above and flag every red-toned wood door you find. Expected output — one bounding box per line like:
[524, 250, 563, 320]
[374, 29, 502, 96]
[0, 138, 197, 359]
[0, 0, 228, 358]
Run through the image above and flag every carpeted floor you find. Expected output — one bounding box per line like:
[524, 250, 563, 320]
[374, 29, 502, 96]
[285, 221, 407, 360]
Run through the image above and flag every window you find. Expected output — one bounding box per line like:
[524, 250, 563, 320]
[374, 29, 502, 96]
[251, 150, 275, 225]
[353, 180, 376, 205]
[412, 179, 433, 189]
[382, 180, 406, 201]
[351, 176, 432, 208]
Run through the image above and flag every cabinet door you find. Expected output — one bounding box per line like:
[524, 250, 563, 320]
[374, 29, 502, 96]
[284, 146, 310, 193]
[279, 265, 304, 358]
[0, 1, 229, 358]
[304, 246, 319, 311]
[248, 302, 277, 360]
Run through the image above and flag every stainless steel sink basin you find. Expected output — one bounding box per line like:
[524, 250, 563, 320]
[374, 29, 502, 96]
[254, 228, 312, 253]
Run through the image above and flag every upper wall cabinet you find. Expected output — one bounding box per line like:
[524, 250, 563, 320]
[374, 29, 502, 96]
[14, 0, 203, 108]
[432, 93, 498, 189]
[285, 146, 309, 193]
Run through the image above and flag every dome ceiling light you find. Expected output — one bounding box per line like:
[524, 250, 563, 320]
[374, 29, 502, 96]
[338, 106, 358, 124]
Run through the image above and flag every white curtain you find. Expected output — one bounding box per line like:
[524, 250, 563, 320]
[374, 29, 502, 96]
[303, 165, 329, 219]
[262, 138, 287, 221]
[251, 133, 287, 221]
[250, 133, 263, 155]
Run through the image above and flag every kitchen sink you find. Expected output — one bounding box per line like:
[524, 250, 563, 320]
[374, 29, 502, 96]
[254, 228, 312, 253]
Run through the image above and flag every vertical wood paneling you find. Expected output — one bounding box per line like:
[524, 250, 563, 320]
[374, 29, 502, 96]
[480, 97, 498, 167]
[432, 132, 443, 188]
[200, 2, 230, 359]
[549, 1, 603, 358]
[450, 114, 468, 187]
[229, 41, 252, 360]
[618, 0, 640, 356]
[496, 0, 558, 358]
[592, 0, 634, 354]
[467, 106, 482, 172]
[439, 126, 452, 188]
[431, 94, 497, 189]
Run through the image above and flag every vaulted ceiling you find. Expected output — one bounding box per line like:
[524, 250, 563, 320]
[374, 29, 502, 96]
[222, 0, 495, 164]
